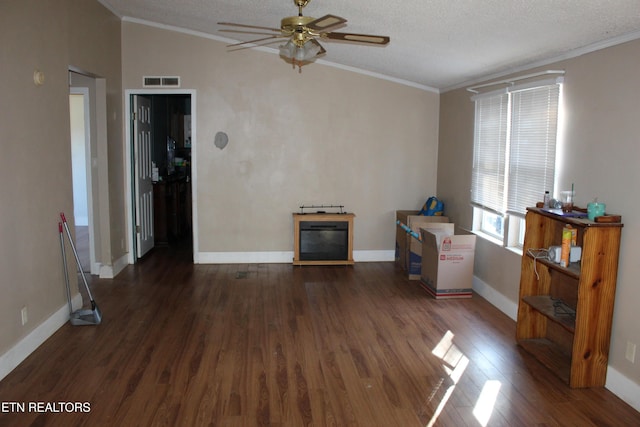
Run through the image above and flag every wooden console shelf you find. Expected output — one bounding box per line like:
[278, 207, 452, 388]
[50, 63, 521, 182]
[292, 213, 355, 266]
[516, 207, 622, 388]
[521, 295, 576, 333]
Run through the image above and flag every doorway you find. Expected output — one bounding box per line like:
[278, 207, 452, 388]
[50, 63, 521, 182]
[69, 91, 91, 272]
[69, 71, 104, 276]
[125, 90, 197, 263]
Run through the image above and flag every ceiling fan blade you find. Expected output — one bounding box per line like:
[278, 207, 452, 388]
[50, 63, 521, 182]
[309, 39, 326, 56]
[306, 14, 347, 31]
[228, 38, 287, 52]
[322, 32, 390, 45]
[218, 22, 281, 32]
[220, 29, 284, 37]
[227, 35, 284, 48]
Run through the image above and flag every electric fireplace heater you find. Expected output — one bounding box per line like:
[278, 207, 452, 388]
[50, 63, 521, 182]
[292, 210, 355, 265]
[299, 221, 348, 261]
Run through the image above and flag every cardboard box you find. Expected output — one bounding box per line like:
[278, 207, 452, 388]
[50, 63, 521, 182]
[408, 223, 454, 280]
[395, 211, 449, 279]
[419, 227, 476, 299]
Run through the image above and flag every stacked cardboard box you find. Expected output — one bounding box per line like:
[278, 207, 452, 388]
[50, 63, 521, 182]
[395, 210, 449, 280]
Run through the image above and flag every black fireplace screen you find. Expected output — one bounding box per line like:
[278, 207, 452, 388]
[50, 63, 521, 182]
[299, 221, 348, 261]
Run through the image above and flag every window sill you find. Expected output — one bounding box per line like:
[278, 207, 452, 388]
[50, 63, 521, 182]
[470, 229, 503, 247]
[505, 245, 523, 257]
[470, 229, 524, 257]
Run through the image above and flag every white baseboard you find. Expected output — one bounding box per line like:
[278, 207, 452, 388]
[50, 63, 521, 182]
[112, 253, 129, 277]
[99, 253, 129, 278]
[472, 275, 518, 321]
[196, 250, 395, 264]
[197, 251, 293, 264]
[91, 261, 102, 276]
[354, 250, 395, 262]
[0, 294, 83, 382]
[606, 366, 640, 412]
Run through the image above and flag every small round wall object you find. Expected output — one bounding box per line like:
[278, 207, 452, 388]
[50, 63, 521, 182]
[33, 70, 45, 86]
[214, 131, 228, 150]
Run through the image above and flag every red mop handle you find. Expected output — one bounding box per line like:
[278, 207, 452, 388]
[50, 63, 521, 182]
[60, 212, 67, 223]
[59, 222, 63, 233]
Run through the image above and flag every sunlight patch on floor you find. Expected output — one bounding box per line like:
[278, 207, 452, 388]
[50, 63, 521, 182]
[425, 330, 470, 427]
[473, 380, 501, 426]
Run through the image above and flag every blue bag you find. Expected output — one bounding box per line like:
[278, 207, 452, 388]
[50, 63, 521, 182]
[419, 196, 444, 216]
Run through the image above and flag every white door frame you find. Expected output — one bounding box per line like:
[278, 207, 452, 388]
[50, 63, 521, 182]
[69, 87, 98, 274]
[69, 69, 114, 277]
[124, 89, 198, 263]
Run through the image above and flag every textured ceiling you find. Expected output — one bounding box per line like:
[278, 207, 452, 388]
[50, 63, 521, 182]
[99, 0, 640, 91]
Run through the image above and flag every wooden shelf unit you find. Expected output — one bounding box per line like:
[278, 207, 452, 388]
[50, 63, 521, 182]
[516, 207, 623, 388]
[292, 213, 355, 266]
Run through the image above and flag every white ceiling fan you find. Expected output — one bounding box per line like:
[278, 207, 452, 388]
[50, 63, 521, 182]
[219, 0, 390, 72]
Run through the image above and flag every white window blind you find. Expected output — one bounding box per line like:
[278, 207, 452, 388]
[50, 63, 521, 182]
[471, 78, 562, 216]
[507, 84, 560, 215]
[471, 92, 508, 214]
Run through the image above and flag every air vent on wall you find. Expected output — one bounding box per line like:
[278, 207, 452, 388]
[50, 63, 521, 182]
[143, 76, 181, 88]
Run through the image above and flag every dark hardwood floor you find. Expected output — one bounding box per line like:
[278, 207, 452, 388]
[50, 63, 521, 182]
[1, 242, 639, 426]
[75, 225, 90, 273]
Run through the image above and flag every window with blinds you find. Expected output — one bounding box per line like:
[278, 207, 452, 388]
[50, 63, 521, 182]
[507, 84, 560, 215]
[471, 91, 509, 214]
[471, 78, 562, 218]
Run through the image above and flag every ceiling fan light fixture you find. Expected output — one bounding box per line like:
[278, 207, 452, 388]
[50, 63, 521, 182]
[279, 39, 322, 62]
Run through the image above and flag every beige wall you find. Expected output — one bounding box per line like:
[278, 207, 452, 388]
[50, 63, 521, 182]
[438, 39, 640, 385]
[68, 0, 125, 266]
[4, 0, 637, 405]
[0, 1, 122, 358]
[121, 22, 440, 256]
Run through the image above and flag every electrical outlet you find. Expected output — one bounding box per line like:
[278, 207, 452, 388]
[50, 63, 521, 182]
[21, 306, 28, 326]
[626, 341, 636, 363]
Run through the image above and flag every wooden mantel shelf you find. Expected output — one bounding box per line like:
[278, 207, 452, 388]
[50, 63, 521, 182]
[292, 213, 355, 266]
